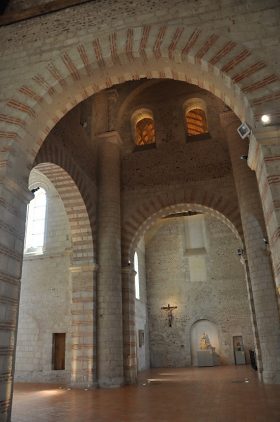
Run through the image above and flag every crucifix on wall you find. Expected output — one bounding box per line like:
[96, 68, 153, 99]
[161, 304, 178, 327]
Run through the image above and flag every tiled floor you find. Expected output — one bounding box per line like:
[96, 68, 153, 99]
[12, 366, 280, 422]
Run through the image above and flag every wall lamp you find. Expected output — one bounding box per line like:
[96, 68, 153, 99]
[261, 115, 270, 124]
[237, 122, 251, 139]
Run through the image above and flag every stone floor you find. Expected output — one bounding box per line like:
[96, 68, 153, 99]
[12, 366, 280, 422]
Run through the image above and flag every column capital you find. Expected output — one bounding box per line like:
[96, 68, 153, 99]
[96, 130, 122, 147]
[0, 175, 33, 204]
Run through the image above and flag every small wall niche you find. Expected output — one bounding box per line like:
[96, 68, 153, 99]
[138, 330, 145, 347]
[52, 333, 66, 370]
[191, 320, 220, 366]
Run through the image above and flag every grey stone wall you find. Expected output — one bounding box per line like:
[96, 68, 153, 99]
[145, 214, 254, 367]
[15, 170, 72, 383]
[1, 0, 279, 77]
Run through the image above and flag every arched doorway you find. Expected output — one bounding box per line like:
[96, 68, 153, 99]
[15, 163, 96, 389]
[128, 203, 254, 373]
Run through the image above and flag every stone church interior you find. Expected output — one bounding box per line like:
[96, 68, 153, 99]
[0, 1, 280, 421]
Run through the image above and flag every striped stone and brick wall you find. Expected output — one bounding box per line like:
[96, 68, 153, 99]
[0, 2, 280, 420]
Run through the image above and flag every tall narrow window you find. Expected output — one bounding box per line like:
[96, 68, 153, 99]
[186, 108, 208, 136]
[134, 251, 140, 300]
[52, 333, 66, 370]
[25, 188, 47, 254]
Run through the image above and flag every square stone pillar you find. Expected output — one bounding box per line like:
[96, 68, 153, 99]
[122, 266, 137, 384]
[248, 127, 280, 295]
[69, 264, 98, 388]
[0, 173, 32, 422]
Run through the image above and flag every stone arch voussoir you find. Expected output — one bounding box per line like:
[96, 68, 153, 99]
[122, 189, 243, 264]
[1, 24, 280, 171]
[33, 159, 95, 266]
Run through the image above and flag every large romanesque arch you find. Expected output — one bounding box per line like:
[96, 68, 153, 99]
[33, 162, 95, 266]
[0, 23, 279, 288]
[1, 24, 279, 170]
[122, 189, 243, 264]
[29, 161, 97, 388]
[35, 144, 97, 263]
[1, 24, 278, 286]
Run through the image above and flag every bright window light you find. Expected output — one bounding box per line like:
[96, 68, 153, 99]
[25, 188, 46, 254]
[134, 251, 140, 300]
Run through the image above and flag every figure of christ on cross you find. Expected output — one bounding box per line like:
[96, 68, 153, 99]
[161, 304, 178, 327]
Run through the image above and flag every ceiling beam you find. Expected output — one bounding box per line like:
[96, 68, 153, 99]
[0, 0, 9, 15]
[0, 0, 93, 26]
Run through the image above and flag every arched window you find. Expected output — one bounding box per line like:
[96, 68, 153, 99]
[25, 188, 47, 254]
[136, 117, 155, 146]
[131, 108, 156, 147]
[184, 98, 208, 138]
[186, 108, 208, 136]
[134, 251, 140, 300]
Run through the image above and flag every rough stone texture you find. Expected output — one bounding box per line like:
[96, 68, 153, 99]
[145, 214, 254, 367]
[1, 0, 280, 82]
[6, 0, 52, 11]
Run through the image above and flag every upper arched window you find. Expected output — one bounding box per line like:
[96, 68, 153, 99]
[131, 108, 156, 147]
[25, 188, 47, 254]
[184, 98, 208, 138]
[134, 251, 140, 300]
[186, 108, 208, 136]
